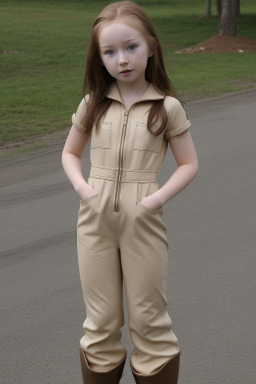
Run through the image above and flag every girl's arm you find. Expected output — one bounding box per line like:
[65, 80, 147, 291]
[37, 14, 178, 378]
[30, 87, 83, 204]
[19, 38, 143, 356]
[62, 125, 97, 200]
[141, 130, 198, 210]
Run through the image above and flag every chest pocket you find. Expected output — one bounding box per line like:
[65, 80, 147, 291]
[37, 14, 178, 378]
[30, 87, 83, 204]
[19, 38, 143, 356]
[133, 123, 163, 153]
[91, 122, 111, 149]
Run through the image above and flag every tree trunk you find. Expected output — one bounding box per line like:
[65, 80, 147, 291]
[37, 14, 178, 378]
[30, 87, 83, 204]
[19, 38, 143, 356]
[235, 0, 240, 17]
[204, 0, 211, 19]
[216, 0, 222, 18]
[219, 0, 236, 35]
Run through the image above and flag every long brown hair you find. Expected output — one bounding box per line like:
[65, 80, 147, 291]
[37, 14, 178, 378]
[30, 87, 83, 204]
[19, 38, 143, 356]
[82, 1, 177, 136]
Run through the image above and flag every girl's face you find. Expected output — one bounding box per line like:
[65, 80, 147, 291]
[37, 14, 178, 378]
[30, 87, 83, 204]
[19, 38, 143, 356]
[99, 21, 153, 89]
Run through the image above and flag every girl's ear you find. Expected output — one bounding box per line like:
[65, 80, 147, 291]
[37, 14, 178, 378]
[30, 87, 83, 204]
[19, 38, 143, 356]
[148, 51, 153, 58]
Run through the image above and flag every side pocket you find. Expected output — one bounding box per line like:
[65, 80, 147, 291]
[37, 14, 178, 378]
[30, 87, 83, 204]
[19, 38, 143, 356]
[78, 193, 99, 230]
[80, 194, 98, 204]
[136, 201, 163, 216]
[136, 182, 162, 215]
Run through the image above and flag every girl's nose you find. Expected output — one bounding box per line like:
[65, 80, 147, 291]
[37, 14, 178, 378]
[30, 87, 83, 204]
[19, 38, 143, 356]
[118, 52, 128, 65]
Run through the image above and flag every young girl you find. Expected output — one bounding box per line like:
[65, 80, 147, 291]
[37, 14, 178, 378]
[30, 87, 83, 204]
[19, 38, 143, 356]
[62, 1, 198, 383]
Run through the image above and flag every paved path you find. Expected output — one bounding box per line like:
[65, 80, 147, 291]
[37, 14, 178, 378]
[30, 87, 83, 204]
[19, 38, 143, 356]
[1, 89, 256, 384]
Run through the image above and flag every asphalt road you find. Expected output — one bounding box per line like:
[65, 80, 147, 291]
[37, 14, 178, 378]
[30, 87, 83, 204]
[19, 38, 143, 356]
[1, 89, 256, 384]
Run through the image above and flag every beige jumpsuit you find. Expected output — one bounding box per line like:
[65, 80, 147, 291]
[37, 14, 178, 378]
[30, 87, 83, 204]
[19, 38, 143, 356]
[72, 82, 191, 375]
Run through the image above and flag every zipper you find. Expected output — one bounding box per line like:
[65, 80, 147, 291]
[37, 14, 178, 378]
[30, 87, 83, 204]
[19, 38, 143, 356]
[112, 88, 158, 212]
[114, 109, 129, 212]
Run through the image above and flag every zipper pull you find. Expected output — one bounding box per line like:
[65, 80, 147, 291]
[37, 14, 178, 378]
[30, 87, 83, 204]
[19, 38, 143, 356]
[123, 111, 128, 126]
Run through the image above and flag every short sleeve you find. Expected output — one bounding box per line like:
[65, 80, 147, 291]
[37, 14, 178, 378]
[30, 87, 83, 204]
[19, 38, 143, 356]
[164, 97, 191, 141]
[71, 94, 90, 132]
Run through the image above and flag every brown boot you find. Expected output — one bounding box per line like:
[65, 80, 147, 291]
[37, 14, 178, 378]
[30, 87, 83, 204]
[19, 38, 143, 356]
[131, 352, 180, 384]
[79, 347, 126, 384]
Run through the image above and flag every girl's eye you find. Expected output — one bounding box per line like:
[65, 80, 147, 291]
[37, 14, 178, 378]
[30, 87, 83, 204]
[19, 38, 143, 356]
[105, 50, 114, 56]
[128, 45, 137, 51]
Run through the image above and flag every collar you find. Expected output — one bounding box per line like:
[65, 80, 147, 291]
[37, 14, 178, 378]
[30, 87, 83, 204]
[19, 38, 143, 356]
[106, 81, 164, 104]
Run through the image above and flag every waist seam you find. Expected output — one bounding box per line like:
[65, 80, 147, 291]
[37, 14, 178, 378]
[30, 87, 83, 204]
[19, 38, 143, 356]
[89, 165, 157, 183]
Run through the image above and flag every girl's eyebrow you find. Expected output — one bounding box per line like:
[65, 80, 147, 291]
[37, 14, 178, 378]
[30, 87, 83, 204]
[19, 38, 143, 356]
[101, 45, 113, 49]
[101, 39, 138, 49]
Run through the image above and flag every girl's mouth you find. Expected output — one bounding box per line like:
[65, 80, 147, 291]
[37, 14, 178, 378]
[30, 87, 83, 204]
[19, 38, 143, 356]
[120, 69, 132, 76]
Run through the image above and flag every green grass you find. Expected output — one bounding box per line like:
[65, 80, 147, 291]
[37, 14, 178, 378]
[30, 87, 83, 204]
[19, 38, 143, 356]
[0, 0, 256, 144]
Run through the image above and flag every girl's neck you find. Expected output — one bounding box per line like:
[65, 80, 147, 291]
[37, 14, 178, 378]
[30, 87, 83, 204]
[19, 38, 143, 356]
[116, 79, 150, 111]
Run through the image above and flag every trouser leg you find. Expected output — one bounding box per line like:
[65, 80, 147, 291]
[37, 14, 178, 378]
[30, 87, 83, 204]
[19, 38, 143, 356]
[120, 195, 179, 376]
[121, 241, 179, 375]
[78, 246, 126, 371]
[77, 194, 126, 372]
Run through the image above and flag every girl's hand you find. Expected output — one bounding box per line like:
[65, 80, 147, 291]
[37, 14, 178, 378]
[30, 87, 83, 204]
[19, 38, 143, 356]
[140, 194, 163, 211]
[76, 182, 97, 201]
[62, 126, 98, 200]
[140, 131, 198, 209]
